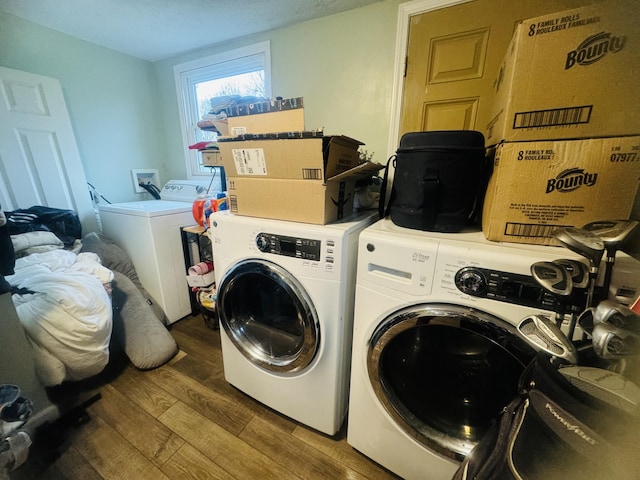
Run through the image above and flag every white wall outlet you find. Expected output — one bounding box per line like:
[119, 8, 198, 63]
[131, 169, 160, 193]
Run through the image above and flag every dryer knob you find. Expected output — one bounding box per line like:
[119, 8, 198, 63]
[455, 268, 487, 296]
[256, 233, 271, 252]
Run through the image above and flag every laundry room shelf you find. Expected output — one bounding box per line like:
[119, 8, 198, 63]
[181, 225, 218, 329]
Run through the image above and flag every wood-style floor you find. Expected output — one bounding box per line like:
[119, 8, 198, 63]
[12, 313, 401, 480]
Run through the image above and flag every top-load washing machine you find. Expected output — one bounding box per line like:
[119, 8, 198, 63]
[98, 178, 222, 324]
[210, 210, 377, 435]
[347, 218, 640, 480]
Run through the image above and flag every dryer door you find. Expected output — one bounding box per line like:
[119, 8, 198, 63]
[367, 303, 535, 461]
[217, 258, 320, 373]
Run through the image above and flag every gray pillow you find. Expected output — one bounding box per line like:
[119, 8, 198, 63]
[110, 271, 178, 369]
[81, 232, 168, 324]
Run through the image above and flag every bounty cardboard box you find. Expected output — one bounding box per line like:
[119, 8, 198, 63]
[485, 1, 640, 145]
[482, 136, 640, 245]
[217, 134, 365, 180]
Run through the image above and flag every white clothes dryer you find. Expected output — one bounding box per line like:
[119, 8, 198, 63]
[99, 179, 220, 324]
[347, 219, 640, 480]
[210, 210, 377, 435]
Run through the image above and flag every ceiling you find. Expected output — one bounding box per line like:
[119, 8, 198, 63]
[0, 0, 385, 62]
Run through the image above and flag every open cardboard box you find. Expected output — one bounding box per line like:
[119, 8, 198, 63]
[217, 134, 366, 180]
[218, 134, 383, 224]
[226, 162, 382, 224]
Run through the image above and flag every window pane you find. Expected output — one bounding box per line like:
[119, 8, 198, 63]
[195, 70, 266, 118]
[175, 42, 271, 178]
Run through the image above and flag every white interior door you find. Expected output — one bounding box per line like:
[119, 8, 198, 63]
[0, 66, 98, 233]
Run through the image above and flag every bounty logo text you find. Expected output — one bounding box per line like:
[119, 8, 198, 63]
[565, 32, 626, 70]
[546, 168, 597, 193]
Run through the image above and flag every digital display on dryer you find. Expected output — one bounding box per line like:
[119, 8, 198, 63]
[501, 281, 543, 303]
[257, 233, 321, 260]
[279, 238, 297, 255]
[455, 267, 557, 310]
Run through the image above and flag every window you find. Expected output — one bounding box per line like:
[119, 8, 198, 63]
[174, 42, 271, 178]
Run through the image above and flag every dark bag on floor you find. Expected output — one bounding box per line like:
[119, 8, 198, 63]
[453, 354, 640, 480]
[7, 205, 82, 247]
[379, 130, 488, 232]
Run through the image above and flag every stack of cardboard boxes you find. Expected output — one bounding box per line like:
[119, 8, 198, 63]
[215, 98, 382, 224]
[482, 1, 640, 245]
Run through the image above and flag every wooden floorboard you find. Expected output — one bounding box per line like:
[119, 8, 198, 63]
[10, 314, 401, 480]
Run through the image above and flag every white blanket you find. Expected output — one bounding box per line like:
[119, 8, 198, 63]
[7, 249, 114, 386]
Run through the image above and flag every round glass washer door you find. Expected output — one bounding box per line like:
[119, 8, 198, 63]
[217, 258, 320, 373]
[367, 303, 536, 461]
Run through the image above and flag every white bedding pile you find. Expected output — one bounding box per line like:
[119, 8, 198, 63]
[7, 243, 114, 386]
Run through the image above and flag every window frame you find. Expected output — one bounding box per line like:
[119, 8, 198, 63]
[174, 41, 272, 178]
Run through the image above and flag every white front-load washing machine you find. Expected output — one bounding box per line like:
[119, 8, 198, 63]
[210, 210, 377, 435]
[347, 219, 640, 480]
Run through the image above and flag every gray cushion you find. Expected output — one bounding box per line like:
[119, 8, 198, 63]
[111, 271, 178, 369]
[81, 232, 178, 369]
[81, 232, 168, 324]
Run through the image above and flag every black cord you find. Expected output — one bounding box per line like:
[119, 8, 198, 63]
[139, 182, 162, 200]
[206, 168, 218, 195]
[87, 182, 111, 204]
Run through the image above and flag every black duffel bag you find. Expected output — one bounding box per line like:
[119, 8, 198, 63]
[7, 205, 82, 247]
[380, 130, 488, 233]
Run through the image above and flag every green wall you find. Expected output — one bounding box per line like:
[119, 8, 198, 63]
[0, 11, 168, 203]
[1, 1, 401, 200]
[155, 0, 401, 180]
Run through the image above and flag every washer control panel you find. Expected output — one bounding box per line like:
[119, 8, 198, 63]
[255, 233, 321, 260]
[455, 266, 557, 310]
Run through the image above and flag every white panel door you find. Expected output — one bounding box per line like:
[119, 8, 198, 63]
[0, 66, 98, 233]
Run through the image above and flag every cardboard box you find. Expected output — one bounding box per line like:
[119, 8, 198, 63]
[201, 149, 223, 167]
[482, 136, 640, 245]
[226, 161, 382, 224]
[485, 1, 640, 145]
[206, 97, 304, 136]
[217, 135, 364, 180]
[186, 270, 216, 287]
[227, 109, 305, 135]
[219, 134, 382, 223]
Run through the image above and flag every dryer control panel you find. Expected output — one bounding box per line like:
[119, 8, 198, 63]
[255, 233, 321, 261]
[455, 266, 559, 310]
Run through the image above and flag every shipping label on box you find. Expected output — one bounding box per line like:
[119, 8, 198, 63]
[482, 136, 640, 245]
[227, 147, 268, 176]
[486, 1, 640, 145]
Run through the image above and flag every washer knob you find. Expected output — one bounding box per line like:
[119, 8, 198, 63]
[455, 268, 487, 296]
[255, 233, 271, 252]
